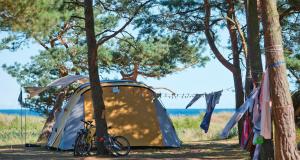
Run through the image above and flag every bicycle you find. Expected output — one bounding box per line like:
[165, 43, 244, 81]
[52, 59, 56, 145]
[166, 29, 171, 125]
[73, 120, 130, 157]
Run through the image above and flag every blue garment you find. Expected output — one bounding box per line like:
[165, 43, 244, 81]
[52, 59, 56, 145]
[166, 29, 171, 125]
[185, 94, 203, 109]
[220, 88, 259, 139]
[200, 90, 222, 133]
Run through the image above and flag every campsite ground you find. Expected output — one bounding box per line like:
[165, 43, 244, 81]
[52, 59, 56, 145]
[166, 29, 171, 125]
[0, 138, 249, 159]
[1, 113, 299, 159]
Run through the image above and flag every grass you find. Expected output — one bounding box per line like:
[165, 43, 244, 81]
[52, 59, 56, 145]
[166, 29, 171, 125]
[171, 112, 238, 141]
[0, 112, 236, 146]
[0, 114, 45, 146]
[1, 112, 298, 146]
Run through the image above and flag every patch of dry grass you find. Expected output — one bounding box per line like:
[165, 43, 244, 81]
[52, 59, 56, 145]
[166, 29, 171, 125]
[171, 112, 238, 141]
[0, 114, 45, 146]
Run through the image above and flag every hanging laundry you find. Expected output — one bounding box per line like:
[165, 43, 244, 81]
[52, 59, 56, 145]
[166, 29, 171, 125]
[252, 144, 261, 160]
[241, 113, 251, 149]
[220, 88, 259, 139]
[251, 87, 261, 134]
[260, 70, 272, 139]
[200, 90, 223, 133]
[249, 87, 263, 145]
[253, 134, 264, 145]
[185, 94, 203, 109]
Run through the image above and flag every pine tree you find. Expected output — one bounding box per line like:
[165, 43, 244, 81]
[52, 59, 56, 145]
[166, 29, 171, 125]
[261, 0, 300, 159]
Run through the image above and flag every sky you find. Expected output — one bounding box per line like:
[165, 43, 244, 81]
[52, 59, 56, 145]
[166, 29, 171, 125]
[0, 38, 238, 109]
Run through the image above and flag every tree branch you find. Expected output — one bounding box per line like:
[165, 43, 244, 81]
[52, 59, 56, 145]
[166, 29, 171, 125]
[96, 0, 119, 12]
[233, 16, 248, 58]
[138, 71, 159, 78]
[204, 0, 236, 74]
[174, 6, 203, 15]
[288, 67, 300, 82]
[49, 23, 71, 49]
[280, 6, 300, 21]
[95, 29, 115, 37]
[70, 15, 86, 20]
[33, 36, 49, 50]
[115, 36, 139, 50]
[96, 0, 151, 47]
[64, 1, 84, 7]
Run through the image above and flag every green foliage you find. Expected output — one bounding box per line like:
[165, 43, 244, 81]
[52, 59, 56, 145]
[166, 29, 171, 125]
[0, 0, 123, 115]
[109, 35, 208, 79]
[2, 46, 94, 115]
[134, 0, 247, 67]
[285, 50, 300, 85]
[0, 0, 73, 50]
[278, 0, 300, 86]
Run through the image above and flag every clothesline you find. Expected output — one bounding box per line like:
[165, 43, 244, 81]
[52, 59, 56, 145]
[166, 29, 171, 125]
[155, 86, 233, 99]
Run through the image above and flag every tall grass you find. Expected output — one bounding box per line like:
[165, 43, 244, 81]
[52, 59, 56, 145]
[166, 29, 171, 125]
[0, 114, 45, 146]
[0, 113, 298, 147]
[0, 112, 236, 146]
[171, 112, 238, 142]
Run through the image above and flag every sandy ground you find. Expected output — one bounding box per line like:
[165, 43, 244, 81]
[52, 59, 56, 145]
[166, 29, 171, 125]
[0, 139, 249, 160]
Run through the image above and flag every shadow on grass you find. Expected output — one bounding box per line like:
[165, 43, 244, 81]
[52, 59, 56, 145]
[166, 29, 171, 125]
[126, 140, 249, 159]
[0, 145, 76, 160]
[0, 139, 249, 160]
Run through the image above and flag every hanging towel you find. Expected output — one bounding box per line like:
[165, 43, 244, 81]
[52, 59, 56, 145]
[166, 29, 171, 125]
[200, 90, 222, 133]
[260, 70, 272, 139]
[185, 94, 203, 109]
[220, 88, 259, 139]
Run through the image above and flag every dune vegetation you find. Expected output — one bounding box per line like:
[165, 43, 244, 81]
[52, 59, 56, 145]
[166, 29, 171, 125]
[2, 112, 298, 147]
[171, 112, 238, 142]
[0, 112, 239, 146]
[0, 114, 45, 146]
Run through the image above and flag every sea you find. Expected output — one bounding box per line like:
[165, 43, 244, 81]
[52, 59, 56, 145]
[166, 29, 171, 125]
[0, 108, 235, 117]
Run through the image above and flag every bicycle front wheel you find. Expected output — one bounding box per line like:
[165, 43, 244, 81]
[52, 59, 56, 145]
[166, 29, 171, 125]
[111, 136, 130, 156]
[74, 132, 92, 156]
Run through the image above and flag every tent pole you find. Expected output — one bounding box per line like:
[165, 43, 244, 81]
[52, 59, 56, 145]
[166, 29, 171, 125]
[21, 100, 23, 144]
[25, 98, 27, 145]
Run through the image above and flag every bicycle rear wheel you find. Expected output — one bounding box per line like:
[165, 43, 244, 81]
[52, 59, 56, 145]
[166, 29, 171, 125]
[111, 136, 130, 156]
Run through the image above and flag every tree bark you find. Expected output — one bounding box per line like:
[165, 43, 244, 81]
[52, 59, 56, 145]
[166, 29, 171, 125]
[246, 0, 275, 159]
[261, 0, 300, 159]
[36, 90, 66, 143]
[246, 0, 263, 86]
[36, 66, 69, 143]
[226, 0, 245, 143]
[84, 0, 108, 154]
[120, 64, 139, 81]
[204, 0, 244, 142]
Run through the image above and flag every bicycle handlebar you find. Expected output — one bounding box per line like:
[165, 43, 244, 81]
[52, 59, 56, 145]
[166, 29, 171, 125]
[81, 119, 95, 127]
[81, 120, 114, 129]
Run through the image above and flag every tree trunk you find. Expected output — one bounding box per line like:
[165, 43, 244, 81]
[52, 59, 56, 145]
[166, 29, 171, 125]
[84, 0, 108, 154]
[261, 0, 300, 159]
[226, 0, 245, 143]
[36, 90, 66, 143]
[246, 0, 263, 86]
[120, 64, 139, 81]
[36, 67, 69, 144]
[246, 0, 274, 159]
[204, 0, 244, 142]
